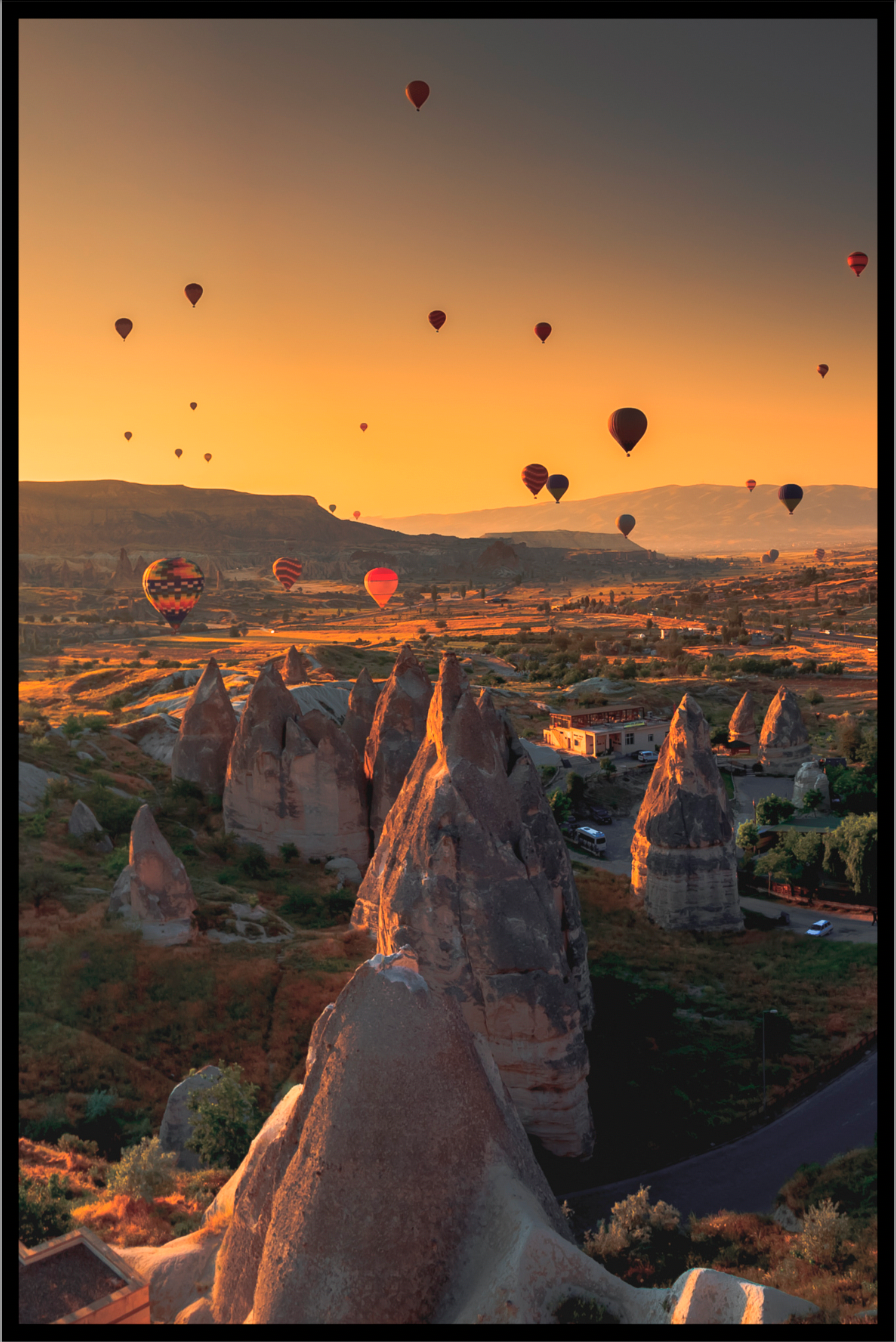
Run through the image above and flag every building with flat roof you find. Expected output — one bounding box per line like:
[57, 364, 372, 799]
[543, 705, 670, 758]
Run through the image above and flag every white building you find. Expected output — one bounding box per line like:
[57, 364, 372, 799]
[543, 704, 671, 758]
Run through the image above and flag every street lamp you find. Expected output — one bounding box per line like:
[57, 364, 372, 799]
[762, 1009, 778, 1112]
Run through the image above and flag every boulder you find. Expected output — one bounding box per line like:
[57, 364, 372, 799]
[630, 695, 743, 933]
[728, 690, 758, 751]
[282, 645, 312, 685]
[159, 1065, 223, 1170]
[363, 644, 433, 846]
[170, 656, 237, 795]
[114, 1227, 226, 1325]
[67, 798, 113, 853]
[792, 759, 831, 814]
[759, 686, 812, 775]
[18, 761, 61, 814]
[201, 1085, 304, 1227]
[352, 653, 593, 1161]
[109, 804, 196, 944]
[341, 667, 379, 759]
[112, 713, 181, 766]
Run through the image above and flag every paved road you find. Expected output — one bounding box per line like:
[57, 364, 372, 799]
[564, 1049, 878, 1229]
[739, 895, 878, 943]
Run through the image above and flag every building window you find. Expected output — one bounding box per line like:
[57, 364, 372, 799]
[647, 734, 653, 742]
[625, 733, 634, 745]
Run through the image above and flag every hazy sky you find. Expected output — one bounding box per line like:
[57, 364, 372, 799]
[20, 18, 877, 516]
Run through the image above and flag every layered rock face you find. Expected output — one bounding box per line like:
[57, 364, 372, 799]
[108, 804, 196, 944]
[341, 666, 380, 759]
[170, 656, 237, 794]
[792, 759, 831, 814]
[223, 666, 370, 864]
[352, 652, 593, 1160]
[630, 695, 743, 933]
[728, 690, 758, 750]
[759, 687, 812, 775]
[363, 645, 433, 846]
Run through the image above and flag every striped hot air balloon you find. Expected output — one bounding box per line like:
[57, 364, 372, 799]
[521, 463, 549, 498]
[817, 365, 828, 379]
[142, 557, 204, 631]
[847, 251, 867, 277]
[428, 310, 446, 332]
[364, 567, 398, 608]
[272, 557, 303, 591]
[745, 480, 756, 492]
[814, 548, 825, 561]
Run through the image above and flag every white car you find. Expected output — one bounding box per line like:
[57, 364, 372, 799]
[637, 750, 659, 763]
[806, 919, 833, 938]
[573, 826, 606, 854]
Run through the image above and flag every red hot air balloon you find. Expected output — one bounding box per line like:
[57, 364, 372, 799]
[778, 484, 803, 515]
[546, 473, 569, 504]
[608, 408, 647, 457]
[115, 318, 133, 341]
[428, 310, 446, 333]
[814, 548, 825, 561]
[521, 463, 549, 498]
[360, 423, 368, 432]
[142, 557, 204, 632]
[124, 432, 132, 441]
[185, 283, 203, 307]
[365, 567, 398, 607]
[273, 557, 303, 591]
[204, 453, 212, 463]
[760, 553, 772, 565]
[817, 365, 828, 379]
[190, 402, 197, 410]
[745, 480, 756, 492]
[329, 504, 337, 513]
[353, 510, 361, 520]
[405, 81, 430, 111]
[534, 322, 552, 344]
[616, 514, 636, 538]
[175, 449, 183, 459]
[847, 251, 867, 277]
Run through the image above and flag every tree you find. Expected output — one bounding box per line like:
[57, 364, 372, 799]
[788, 830, 826, 901]
[835, 714, 864, 762]
[710, 726, 729, 747]
[549, 791, 573, 825]
[755, 846, 800, 894]
[185, 1062, 262, 1170]
[800, 787, 824, 818]
[600, 757, 616, 779]
[824, 814, 877, 905]
[736, 821, 760, 854]
[755, 794, 796, 826]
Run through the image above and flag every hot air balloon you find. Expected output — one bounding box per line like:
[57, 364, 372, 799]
[760, 553, 772, 565]
[272, 557, 303, 591]
[190, 402, 197, 410]
[616, 514, 636, 538]
[204, 453, 212, 463]
[546, 474, 569, 504]
[745, 480, 757, 493]
[353, 510, 361, 520]
[360, 423, 368, 432]
[364, 567, 398, 608]
[428, 310, 446, 333]
[115, 318, 133, 341]
[534, 322, 552, 344]
[175, 449, 183, 459]
[814, 548, 825, 561]
[329, 504, 337, 513]
[768, 549, 779, 562]
[847, 251, 867, 277]
[778, 484, 803, 515]
[817, 365, 828, 379]
[608, 408, 647, 457]
[124, 432, 132, 441]
[185, 283, 203, 307]
[142, 557, 204, 632]
[521, 463, 549, 498]
[405, 81, 430, 111]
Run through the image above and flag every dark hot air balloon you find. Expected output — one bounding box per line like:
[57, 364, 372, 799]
[521, 463, 549, 498]
[778, 484, 803, 515]
[847, 251, 867, 277]
[353, 510, 361, 520]
[185, 283, 203, 307]
[273, 557, 303, 591]
[115, 318, 133, 341]
[175, 449, 183, 459]
[142, 557, 204, 632]
[608, 408, 647, 457]
[365, 567, 398, 607]
[814, 548, 825, 561]
[405, 81, 430, 111]
[745, 479, 756, 492]
[616, 514, 636, 538]
[329, 504, 337, 513]
[204, 453, 212, 463]
[760, 553, 772, 565]
[360, 423, 368, 431]
[546, 474, 569, 504]
[817, 365, 828, 379]
[428, 310, 446, 333]
[768, 549, 779, 561]
[190, 402, 197, 410]
[534, 322, 552, 344]
[124, 432, 132, 441]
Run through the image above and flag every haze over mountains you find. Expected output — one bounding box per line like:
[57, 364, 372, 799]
[367, 484, 877, 554]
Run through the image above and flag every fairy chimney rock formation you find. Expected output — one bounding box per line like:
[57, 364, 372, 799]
[223, 666, 370, 865]
[171, 656, 238, 794]
[728, 690, 758, 750]
[351, 651, 593, 1160]
[133, 555, 148, 580]
[363, 645, 433, 846]
[112, 547, 136, 587]
[283, 645, 312, 684]
[759, 686, 812, 775]
[109, 804, 196, 944]
[630, 694, 743, 933]
[341, 667, 380, 758]
[792, 759, 831, 814]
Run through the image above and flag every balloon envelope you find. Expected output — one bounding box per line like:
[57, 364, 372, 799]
[175, 449, 183, 459]
[847, 251, 868, 277]
[365, 567, 398, 608]
[273, 557, 303, 591]
[616, 514, 636, 538]
[816, 365, 828, 379]
[768, 549, 779, 561]
[115, 318, 133, 341]
[608, 408, 647, 456]
[778, 484, 803, 514]
[745, 479, 756, 492]
[428, 310, 446, 332]
[814, 548, 825, 561]
[546, 473, 569, 504]
[534, 322, 552, 343]
[190, 402, 197, 410]
[204, 453, 212, 463]
[329, 504, 337, 513]
[142, 557, 204, 631]
[521, 463, 549, 498]
[760, 553, 772, 565]
[360, 423, 367, 431]
[185, 283, 203, 306]
[124, 432, 132, 441]
[405, 81, 430, 110]
[353, 510, 361, 520]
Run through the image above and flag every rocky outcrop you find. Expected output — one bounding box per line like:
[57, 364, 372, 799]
[133, 555, 148, 580]
[728, 690, 758, 750]
[475, 538, 520, 572]
[363, 645, 433, 845]
[111, 713, 181, 766]
[108, 804, 196, 944]
[352, 652, 593, 1160]
[19, 761, 61, 814]
[341, 667, 379, 759]
[223, 667, 370, 864]
[67, 799, 113, 853]
[759, 687, 812, 775]
[159, 1066, 223, 1170]
[282, 645, 311, 685]
[792, 759, 831, 814]
[112, 547, 136, 587]
[170, 657, 237, 795]
[630, 695, 743, 933]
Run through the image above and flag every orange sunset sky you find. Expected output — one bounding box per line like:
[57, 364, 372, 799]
[20, 18, 877, 518]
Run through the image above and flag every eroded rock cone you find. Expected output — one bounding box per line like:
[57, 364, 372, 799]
[133, 555, 148, 580]
[171, 656, 237, 795]
[110, 804, 196, 943]
[630, 695, 743, 933]
[112, 547, 135, 587]
[759, 686, 812, 775]
[351, 651, 593, 1160]
[792, 759, 831, 814]
[728, 690, 758, 751]
[58, 560, 73, 589]
[341, 666, 379, 759]
[363, 644, 433, 846]
[282, 645, 312, 684]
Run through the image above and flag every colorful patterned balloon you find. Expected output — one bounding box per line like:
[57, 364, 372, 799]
[847, 251, 867, 277]
[364, 568, 398, 608]
[745, 479, 756, 492]
[272, 557, 303, 591]
[814, 548, 825, 561]
[521, 464, 549, 498]
[142, 557, 204, 631]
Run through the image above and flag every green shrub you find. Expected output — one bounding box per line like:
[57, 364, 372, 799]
[21, 813, 48, 839]
[57, 1133, 99, 1158]
[19, 862, 71, 908]
[791, 1198, 851, 1266]
[106, 1137, 178, 1201]
[83, 785, 141, 838]
[236, 845, 271, 879]
[19, 1173, 74, 1247]
[185, 1062, 262, 1170]
[279, 842, 299, 863]
[584, 1185, 681, 1258]
[101, 848, 130, 879]
[819, 662, 844, 676]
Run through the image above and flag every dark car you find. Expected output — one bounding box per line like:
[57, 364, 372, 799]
[588, 807, 613, 824]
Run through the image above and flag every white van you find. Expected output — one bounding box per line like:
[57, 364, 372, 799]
[573, 826, 607, 855]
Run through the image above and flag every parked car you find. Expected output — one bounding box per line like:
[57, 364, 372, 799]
[588, 806, 613, 824]
[637, 750, 659, 763]
[806, 919, 833, 938]
[572, 826, 607, 855]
